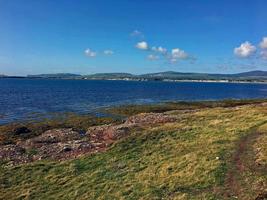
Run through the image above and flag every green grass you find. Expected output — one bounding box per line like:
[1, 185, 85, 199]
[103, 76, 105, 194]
[105, 99, 267, 116]
[1, 101, 267, 199]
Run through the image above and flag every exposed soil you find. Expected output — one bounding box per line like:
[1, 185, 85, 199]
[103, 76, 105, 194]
[224, 127, 267, 200]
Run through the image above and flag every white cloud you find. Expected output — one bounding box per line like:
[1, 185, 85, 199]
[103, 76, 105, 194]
[85, 49, 97, 57]
[130, 30, 144, 38]
[171, 48, 188, 59]
[259, 37, 267, 49]
[136, 41, 148, 50]
[234, 41, 256, 58]
[147, 54, 159, 60]
[151, 46, 167, 54]
[165, 48, 191, 63]
[103, 50, 114, 55]
[260, 51, 267, 59]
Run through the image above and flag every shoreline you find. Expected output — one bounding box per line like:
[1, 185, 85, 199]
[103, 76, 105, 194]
[1, 98, 266, 124]
[1, 98, 267, 126]
[1, 76, 267, 84]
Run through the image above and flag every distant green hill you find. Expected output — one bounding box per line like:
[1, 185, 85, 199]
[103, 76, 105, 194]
[83, 70, 267, 81]
[27, 73, 81, 79]
[234, 70, 267, 77]
[84, 73, 134, 79]
[2, 70, 266, 81]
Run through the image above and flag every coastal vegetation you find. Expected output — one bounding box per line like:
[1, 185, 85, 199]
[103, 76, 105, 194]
[105, 99, 266, 116]
[0, 99, 267, 199]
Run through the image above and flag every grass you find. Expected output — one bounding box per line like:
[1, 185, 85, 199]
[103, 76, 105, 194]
[105, 98, 266, 116]
[1, 100, 267, 199]
[254, 125, 267, 165]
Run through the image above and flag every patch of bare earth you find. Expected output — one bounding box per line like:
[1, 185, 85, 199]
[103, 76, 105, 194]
[224, 126, 267, 200]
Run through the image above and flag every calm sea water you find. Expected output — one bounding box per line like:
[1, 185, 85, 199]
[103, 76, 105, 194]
[0, 78, 267, 124]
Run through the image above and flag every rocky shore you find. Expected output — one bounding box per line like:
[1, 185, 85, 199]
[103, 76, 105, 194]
[0, 113, 178, 166]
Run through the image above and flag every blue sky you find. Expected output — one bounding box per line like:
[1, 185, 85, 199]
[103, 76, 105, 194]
[0, 0, 267, 75]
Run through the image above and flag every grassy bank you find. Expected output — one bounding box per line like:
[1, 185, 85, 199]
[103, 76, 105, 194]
[1, 100, 267, 199]
[105, 99, 266, 116]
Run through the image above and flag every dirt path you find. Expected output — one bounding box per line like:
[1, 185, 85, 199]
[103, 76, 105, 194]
[224, 126, 267, 200]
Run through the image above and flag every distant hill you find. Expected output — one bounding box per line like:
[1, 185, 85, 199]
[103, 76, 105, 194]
[83, 70, 267, 81]
[234, 70, 267, 77]
[84, 73, 133, 79]
[27, 73, 81, 79]
[1, 70, 265, 82]
[139, 71, 216, 80]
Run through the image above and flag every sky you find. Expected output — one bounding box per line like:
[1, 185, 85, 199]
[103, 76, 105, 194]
[0, 0, 267, 75]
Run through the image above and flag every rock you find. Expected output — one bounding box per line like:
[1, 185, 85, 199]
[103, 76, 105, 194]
[63, 145, 72, 152]
[106, 125, 132, 140]
[255, 192, 267, 200]
[29, 128, 82, 144]
[0, 145, 30, 165]
[13, 126, 31, 135]
[86, 124, 134, 142]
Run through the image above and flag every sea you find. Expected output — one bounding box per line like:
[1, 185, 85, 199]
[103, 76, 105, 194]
[0, 78, 267, 124]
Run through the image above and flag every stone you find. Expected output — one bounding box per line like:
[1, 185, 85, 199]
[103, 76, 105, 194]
[63, 146, 72, 152]
[30, 128, 82, 144]
[13, 126, 31, 135]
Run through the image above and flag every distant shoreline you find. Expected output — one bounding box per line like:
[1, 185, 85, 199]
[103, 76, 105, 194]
[1, 70, 267, 83]
[89, 78, 267, 84]
[1, 76, 267, 84]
